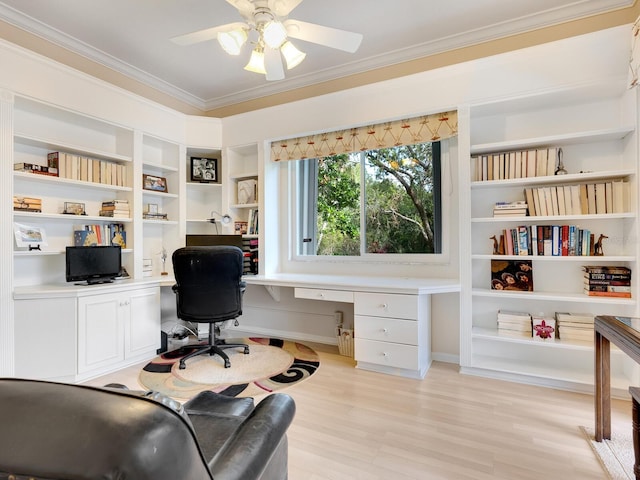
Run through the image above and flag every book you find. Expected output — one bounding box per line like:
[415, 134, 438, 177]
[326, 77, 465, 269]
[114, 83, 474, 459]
[595, 182, 606, 214]
[612, 180, 625, 213]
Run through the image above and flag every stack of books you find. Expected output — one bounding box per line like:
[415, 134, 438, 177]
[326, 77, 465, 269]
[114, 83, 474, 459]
[13, 196, 42, 213]
[99, 200, 130, 218]
[493, 201, 528, 217]
[496, 310, 531, 338]
[583, 265, 632, 298]
[555, 312, 594, 343]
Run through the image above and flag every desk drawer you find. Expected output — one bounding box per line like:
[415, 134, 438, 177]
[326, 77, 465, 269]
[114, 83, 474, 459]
[355, 315, 418, 345]
[294, 288, 354, 303]
[355, 338, 419, 370]
[354, 292, 417, 319]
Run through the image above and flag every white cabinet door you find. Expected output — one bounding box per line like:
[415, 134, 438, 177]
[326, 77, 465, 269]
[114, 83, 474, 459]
[125, 287, 161, 359]
[78, 292, 124, 374]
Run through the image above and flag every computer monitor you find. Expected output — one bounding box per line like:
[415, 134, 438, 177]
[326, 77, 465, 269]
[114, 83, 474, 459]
[185, 234, 244, 249]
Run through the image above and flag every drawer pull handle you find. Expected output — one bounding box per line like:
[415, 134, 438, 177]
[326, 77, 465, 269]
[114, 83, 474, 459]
[382, 352, 388, 357]
[318, 293, 324, 298]
[380, 303, 388, 309]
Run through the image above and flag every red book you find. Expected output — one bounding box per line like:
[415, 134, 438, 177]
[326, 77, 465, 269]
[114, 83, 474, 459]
[561, 225, 569, 256]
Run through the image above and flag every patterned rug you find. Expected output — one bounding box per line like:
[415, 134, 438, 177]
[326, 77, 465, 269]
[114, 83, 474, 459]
[139, 337, 320, 400]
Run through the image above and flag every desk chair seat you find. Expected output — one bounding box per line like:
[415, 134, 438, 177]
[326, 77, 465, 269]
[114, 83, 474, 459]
[172, 246, 249, 369]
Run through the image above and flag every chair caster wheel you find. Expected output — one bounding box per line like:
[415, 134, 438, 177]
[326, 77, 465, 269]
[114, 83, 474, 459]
[243, 347, 250, 354]
[179, 362, 186, 370]
[224, 361, 231, 368]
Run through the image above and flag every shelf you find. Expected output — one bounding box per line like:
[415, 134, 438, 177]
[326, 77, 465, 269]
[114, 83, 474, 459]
[470, 169, 635, 189]
[186, 182, 223, 188]
[472, 288, 635, 304]
[472, 254, 635, 262]
[14, 248, 133, 256]
[142, 161, 178, 173]
[142, 190, 178, 199]
[471, 213, 635, 223]
[14, 133, 133, 163]
[230, 172, 258, 181]
[472, 327, 592, 350]
[14, 171, 132, 191]
[470, 126, 635, 155]
[142, 219, 178, 225]
[13, 211, 132, 223]
[231, 203, 258, 209]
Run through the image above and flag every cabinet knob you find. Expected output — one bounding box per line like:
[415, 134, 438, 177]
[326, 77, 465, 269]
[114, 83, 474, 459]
[382, 328, 388, 333]
[318, 293, 324, 298]
[382, 352, 388, 357]
[380, 303, 388, 310]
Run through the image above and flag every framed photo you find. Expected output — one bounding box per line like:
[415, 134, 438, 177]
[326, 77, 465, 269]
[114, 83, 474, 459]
[14, 222, 48, 249]
[144, 203, 158, 214]
[190, 157, 218, 183]
[491, 259, 533, 292]
[143, 174, 168, 193]
[63, 201, 86, 215]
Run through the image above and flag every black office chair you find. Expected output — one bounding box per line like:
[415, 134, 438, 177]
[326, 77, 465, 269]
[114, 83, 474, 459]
[172, 246, 249, 369]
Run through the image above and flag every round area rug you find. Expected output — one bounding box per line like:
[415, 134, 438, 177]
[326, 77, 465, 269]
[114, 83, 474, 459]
[139, 338, 319, 399]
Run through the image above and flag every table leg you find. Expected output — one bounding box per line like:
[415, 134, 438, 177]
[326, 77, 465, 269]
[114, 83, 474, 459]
[630, 387, 640, 480]
[595, 329, 611, 442]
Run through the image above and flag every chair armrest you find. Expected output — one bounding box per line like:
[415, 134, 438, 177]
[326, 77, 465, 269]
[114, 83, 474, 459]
[208, 394, 295, 480]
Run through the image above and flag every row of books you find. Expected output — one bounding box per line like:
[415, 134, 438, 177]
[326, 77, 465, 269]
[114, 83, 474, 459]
[583, 265, 632, 298]
[13, 163, 58, 177]
[47, 152, 128, 187]
[523, 181, 628, 217]
[241, 237, 259, 275]
[496, 310, 593, 342]
[496, 225, 603, 257]
[73, 223, 126, 248]
[472, 147, 560, 182]
[99, 200, 130, 219]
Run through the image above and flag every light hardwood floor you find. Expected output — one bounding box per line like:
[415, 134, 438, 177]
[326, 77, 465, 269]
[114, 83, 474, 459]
[86, 348, 629, 479]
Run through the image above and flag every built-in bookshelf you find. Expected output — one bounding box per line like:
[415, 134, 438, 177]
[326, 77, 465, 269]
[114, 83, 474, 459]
[460, 88, 640, 396]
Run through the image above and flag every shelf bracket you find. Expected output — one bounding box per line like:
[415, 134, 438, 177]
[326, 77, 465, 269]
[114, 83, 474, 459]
[263, 285, 281, 302]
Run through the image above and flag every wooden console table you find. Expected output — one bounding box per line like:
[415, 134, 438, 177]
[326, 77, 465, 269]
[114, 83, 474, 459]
[594, 315, 640, 441]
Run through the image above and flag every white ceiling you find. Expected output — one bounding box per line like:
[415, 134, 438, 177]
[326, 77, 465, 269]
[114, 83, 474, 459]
[0, 0, 633, 112]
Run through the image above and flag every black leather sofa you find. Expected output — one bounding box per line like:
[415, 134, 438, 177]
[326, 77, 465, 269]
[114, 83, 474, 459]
[0, 378, 296, 480]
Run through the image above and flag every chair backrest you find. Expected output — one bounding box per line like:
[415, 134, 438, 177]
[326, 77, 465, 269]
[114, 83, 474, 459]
[0, 378, 213, 480]
[172, 245, 245, 323]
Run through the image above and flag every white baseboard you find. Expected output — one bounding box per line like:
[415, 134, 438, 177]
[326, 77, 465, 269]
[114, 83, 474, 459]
[223, 324, 338, 346]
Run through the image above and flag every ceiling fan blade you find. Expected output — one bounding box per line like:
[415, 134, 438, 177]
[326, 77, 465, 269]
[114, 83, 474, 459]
[264, 47, 285, 81]
[268, 0, 303, 17]
[225, 0, 255, 18]
[283, 19, 363, 53]
[170, 22, 246, 46]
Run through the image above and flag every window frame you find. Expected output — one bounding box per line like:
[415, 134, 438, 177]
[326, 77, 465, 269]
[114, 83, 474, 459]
[288, 139, 453, 265]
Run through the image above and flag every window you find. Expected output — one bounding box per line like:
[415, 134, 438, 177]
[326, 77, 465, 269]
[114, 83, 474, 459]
[295, 140, 442, 257]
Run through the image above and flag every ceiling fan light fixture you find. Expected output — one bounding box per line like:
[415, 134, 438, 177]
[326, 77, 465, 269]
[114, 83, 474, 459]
[280, 41, 306, 69]
[262, 20, 287, 48]
[244, 47, 267, 74]
[218, 28, 247, 55]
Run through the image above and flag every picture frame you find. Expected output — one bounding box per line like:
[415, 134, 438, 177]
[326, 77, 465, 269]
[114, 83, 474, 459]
[190, 157, 218, 183]
[63, 201, 86, 215]
[144, 203, 159, 214]
[491, 259, 534, 292]
[14, 222, 48, 250]
[142, 174, 168, 193]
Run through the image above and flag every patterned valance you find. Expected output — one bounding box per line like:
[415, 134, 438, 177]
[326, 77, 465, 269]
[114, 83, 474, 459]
[270, 110, 458, 162]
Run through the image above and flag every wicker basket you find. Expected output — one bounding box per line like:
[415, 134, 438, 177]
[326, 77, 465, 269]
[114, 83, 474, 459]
[337, 327, 354, 357]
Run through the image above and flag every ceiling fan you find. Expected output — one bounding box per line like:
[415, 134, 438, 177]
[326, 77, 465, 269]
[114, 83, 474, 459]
[171, 0, 363, 81]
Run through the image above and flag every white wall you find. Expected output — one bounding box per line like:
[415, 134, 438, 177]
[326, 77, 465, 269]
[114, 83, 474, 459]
[221, 25, 631, 360]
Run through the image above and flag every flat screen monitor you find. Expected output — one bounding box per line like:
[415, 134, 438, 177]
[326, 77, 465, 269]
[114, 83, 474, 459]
[185, 234, 244, 249]
[65, 246, 122, 285]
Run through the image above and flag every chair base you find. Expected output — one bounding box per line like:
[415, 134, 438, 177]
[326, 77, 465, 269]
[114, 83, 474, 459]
[179, 339, 250, 369]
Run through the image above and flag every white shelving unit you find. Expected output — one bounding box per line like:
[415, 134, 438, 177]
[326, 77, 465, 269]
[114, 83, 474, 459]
[460, 89, 640, 396]
[12, 96, 135, 287]
[184, 147, 226, 236]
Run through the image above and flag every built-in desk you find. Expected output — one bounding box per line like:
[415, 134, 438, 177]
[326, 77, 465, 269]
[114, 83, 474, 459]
[244, 274, 460, 379]
[14, 279, 162, 383]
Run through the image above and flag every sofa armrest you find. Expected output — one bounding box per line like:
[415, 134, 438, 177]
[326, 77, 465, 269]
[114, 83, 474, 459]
[208, 393, 296, 480]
